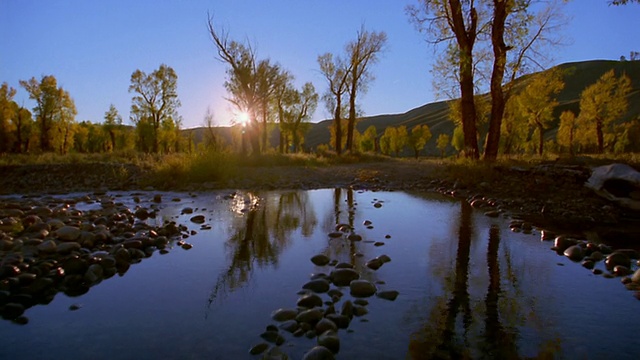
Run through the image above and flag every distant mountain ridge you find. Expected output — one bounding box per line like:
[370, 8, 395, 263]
[186, 60, 640, 155]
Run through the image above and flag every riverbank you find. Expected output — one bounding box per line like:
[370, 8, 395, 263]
[1, 158, 639, 242]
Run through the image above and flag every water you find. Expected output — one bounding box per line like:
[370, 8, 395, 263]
[1, 189, 638, 359]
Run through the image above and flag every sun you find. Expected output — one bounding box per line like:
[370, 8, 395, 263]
[237, 111, 249, 127]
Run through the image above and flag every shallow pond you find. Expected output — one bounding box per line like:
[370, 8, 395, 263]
[1, 189, 639, 359]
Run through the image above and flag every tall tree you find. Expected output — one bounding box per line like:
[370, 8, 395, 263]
[557, 110, 578, 155]
[0, 82, 17, 153]
[514, 67, 564, 155]
[103, 104, 122, 152]
[20, 75, 76, 152]
[129, 64, 180, 154]
[360, 125, 378, 153]
[408, 124, 433, 158]
[577, 69, 632, 153]
[318, 53, 351, 155]
[345, 27, 387, 152]
[408, 0, 481, 158]
[436, 133, 450, 157]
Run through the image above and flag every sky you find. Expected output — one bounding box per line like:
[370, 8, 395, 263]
[1, 0, 638, 129]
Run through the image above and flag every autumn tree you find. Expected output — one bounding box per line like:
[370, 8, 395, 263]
[20, 75, 76, 152]
[103, 104, 122, 151]
[381, 126, 408, 157]
[284, 83, 318, 153]
[360, 125, 378, 153]
[407, 124, 432, 158]
[513, 67, 564, 155]
[129, 64, 180, 154]
[436, 133, 450, 157]
[345, 27, 387, 153]
[0, 82, 17, 153]
[318, 52, 351, 155]
[556, 110, 578, 155]
[577, 69, 632, 153]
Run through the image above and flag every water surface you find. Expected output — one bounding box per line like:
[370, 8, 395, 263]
[1, 189, 638, 359]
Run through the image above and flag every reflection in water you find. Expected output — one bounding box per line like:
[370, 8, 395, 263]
[409, 201, 559, 359]
[206, 191, 317, 312]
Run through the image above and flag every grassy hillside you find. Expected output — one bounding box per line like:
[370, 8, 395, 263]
[189, 60, 640, 155]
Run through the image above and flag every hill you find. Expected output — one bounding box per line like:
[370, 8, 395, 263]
[187, 60, 640, 155]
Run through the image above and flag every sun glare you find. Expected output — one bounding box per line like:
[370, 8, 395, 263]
[237, 111, 249, 127]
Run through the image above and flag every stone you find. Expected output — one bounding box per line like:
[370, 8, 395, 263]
[56, 226, 81, 242]
[271, 308, 298, 321]
[302, 346, 335, 360]
[350, 280, 377, 298]
[330, 268, 359, 287]
[279, 320, 300, 333]
[366, 258, 383, 270]
[315, 318, 338, 335]
[586, 163, 640, 210]
[249, 343, 269, 355]
[303, 279, 330, 293]
[57, 242, 81, 254]
[606, 252, 631, 270]
[36, 240, 57, 253]
[564, 245, 584, 262]
[297, 293, 324, 308]
[317, 330, 340, 353]
[554, 236, 576, 252]
[311, 254, 331, 266]
[190, 215, 206, 224]
[377, 290, 399, 301]
[632, 269, 640, 283]
[325, 313, 350, 329]
[296, 308, 324, 324]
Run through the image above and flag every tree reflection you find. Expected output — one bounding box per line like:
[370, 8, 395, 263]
[409, 201, 558, 359]
[206, 191, 316, 312]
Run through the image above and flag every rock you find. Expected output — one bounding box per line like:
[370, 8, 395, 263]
[297, 293, 324, 308]
[554, 236, 576, 252]
[581, 260, 595, 270]
[181, 207, 194, 215]
[325, 313, 350, 329]
[56, 226, 81, 241]
[190, 215, 206, 224]
[318, 330, 340, 354]
[303, 279, 330, 293]
[311, 254, 330, 266]
[296, 308, 324, 324]
[249, 342, 269, 355]
[271, 308, 298, 322]
[36, 240, 57, 253]
[57, 242, 81, 254]
[302, 346, 335, 360]
[279, 320, 300, 333]
[330, 268, 359, 287]
[315, 318, 338, 334]
[606, 252, 631, 270]
[614, 265, 631, 276]
[564, 245, 584, 261]
[350, 280, 377, 298]
[328, 232, 343, 238]
[377, 290, 399, 301]
[334, 262, 354, 269]
[347, 234, 362, 241]
[586, 163, 640, 210]
[366, 258, 383, 270]
[260, 330, 285, 345]
[377, 254, 391, 263]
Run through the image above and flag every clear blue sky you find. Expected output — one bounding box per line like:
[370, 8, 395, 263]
[1, 0, 638, 129]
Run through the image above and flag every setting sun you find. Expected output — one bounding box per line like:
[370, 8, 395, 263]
[237, 111, 249, 126]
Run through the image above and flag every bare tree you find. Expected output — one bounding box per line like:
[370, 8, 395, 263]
[318, 53, 352, 155]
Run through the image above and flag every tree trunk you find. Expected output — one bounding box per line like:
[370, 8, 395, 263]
[596, 119, 604, 154]
[538, 123, 544, 155]
[346, 81, 357, 153]
[334, 98, 342, 156]
[484, 0, 509, 161]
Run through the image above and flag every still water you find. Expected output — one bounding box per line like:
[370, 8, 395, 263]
[1, 189, 638, 359]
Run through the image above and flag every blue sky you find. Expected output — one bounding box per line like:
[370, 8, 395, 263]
[1, 0, 638, 129]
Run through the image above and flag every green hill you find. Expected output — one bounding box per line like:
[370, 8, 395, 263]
[190, 60, 640, 155]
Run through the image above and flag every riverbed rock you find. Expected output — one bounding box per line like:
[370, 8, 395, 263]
[366, 258, 383, 270]
[311, 254, 330, 266]
[349, 280, 377, 298]
[297, 293, 324, 308]
[271, 308, 298, 322]
[303, 279, 330, 293]
[302, 346, 335, 360]
[632, 269, 640, 283]
[606, 252, 631, 270]
[586, 163, 640, 210]
[56, 226, 81, 241]
[296, 308, 324, 324]
[377, 290, 400, 301]
[330, 268, 359, 287]
[315, 318, 338, 335]
[317, 330, 340, 353]
[564, 245, 584, 262]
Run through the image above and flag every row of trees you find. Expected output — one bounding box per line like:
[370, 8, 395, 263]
[207, 14, 319, 156]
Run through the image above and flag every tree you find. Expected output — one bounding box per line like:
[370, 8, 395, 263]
[408, 1, 567, 160]
[345, 27, 387, 153]
[288, 82, 318, 153]
[436, 133, 450, 157]
[360, 125, 378, 153]
[381, 126, 408, 157]
[408, 124, 432, 158]
[11, 104, 34, 153]
[513, 67, 565, 155]
[557, 110, 578, 155]
[103, 104, 122, 151]
[0, 82, 17, 153]
[609, 0, 640, 5]
[129, 64, 180, 154]
[20, 75, 76, 152]
[577, 69, 632, 153]
[408, 0, 481, 159]
[318, 52, 351, 155]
